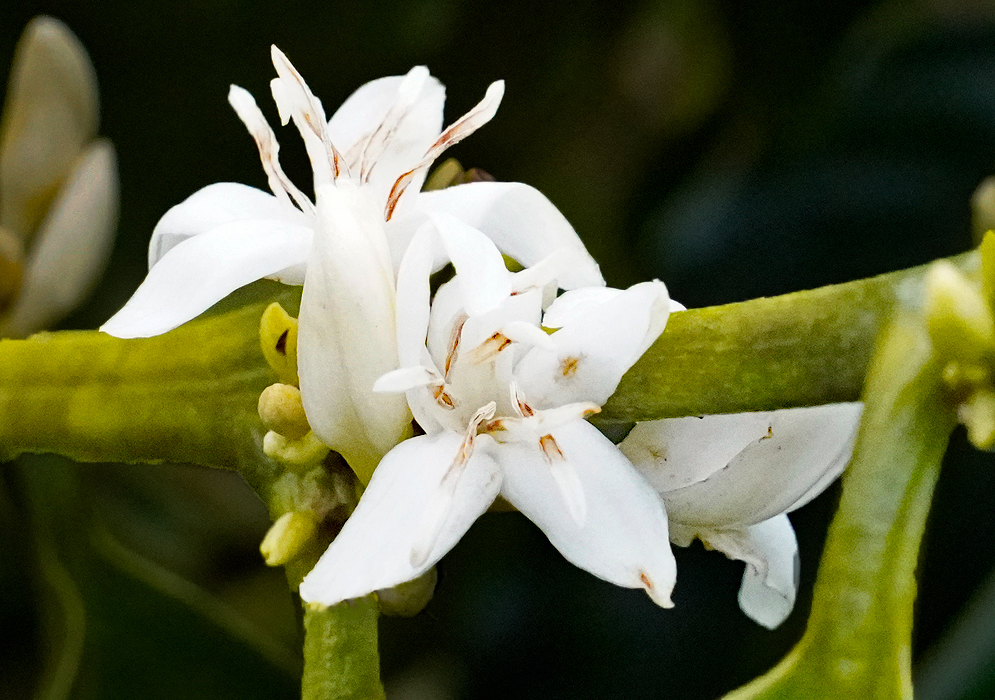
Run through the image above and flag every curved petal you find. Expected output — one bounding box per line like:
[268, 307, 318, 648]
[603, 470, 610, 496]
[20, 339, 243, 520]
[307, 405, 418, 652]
[394, 223, 438, 367]
[433, 213, 511, 316]
[297, 184, 409, 482]
[329, 68, 445, 194]
[696, 515, 800, 629]
[101, 219, 311, 338]
[299, 431, 502, 606]
[0, 17, 98, 240]
[540, 286, 621, 329]
[630, 403, 863, 529]
[391, 181, 604, 288]
[514, 280, 670, 409]
[148, 182, 306, 268]
[495, 419, 676, 608]
[1, 140, 117, 337]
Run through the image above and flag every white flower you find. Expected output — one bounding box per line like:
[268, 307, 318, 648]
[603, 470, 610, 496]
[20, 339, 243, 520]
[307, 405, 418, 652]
[299, 218, 676, 608]
[100, 48, 601, 480]
[0, 17, 117, 338]
[618, 401, 863, 629]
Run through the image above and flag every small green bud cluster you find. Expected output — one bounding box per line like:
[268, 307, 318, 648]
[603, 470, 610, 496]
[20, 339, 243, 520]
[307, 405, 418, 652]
[925, 233, 995, 449]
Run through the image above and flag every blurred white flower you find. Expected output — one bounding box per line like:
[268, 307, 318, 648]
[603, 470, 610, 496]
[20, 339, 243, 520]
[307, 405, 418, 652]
[101, 47, 600, 480]
[619, 401, 863, 628]
[299, 218, 675, 608]
[0, 16, 118, 338]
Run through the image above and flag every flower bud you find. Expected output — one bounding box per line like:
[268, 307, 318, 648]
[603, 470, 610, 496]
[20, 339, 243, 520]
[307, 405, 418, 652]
[925, 261, 995, 364]
[258, 382, 310, 439]
[259, 302, 299, 385]
[376, 567, 438, 617]
[260, 510, 318, 566]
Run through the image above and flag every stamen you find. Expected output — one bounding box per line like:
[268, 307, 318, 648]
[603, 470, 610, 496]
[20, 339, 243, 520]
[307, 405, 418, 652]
[469, 331, 512, 364]
[227, 85, 315, 217]
[510, 382, 534, 418]
[539, 433, 587, 526]
[433, 384, 456, 410]
[409, 402, 496, 567]
[359, 67, 431, 184]
[445, 314, 468, 378]
[269, 46, 346, 182]
[539, 434, 564, 462]
[385, 80, 505, 220]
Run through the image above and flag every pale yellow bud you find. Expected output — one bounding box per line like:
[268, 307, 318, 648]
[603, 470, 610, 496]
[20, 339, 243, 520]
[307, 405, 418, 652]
[961, 388, 995, 451]
[263, 430, 331, 467]
[260, 511, 318, 566]
[925, 261, 995, 364]
[376, 567, 438, 617]
[259, 302, 299, 385]
[258, 382, 310, 439]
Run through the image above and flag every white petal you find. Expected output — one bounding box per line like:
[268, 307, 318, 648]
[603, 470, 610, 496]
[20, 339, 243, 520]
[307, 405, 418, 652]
[393, 223, 438, 367]
[0, 17, 98, 239]
[148, 182, 307, 269]
[500, 320, 556, 350]
[329, 67, 445, 200]
[384, 81, 505, 221]
[101, 219, 311, 338]
[227, 85, 314, 216]
[299, 431, 502, 606]
[400, 181, 603, 288]
[2, 140, 117, 337]
[297, 184, 409, 481]
[624, 403, 863, 529]
[495, 419, 676, 607]
[514, 280, 670, 409]
[541, 287, 622, 329]
[269, 46, 338, 188]
[433, 213, 511, 316]
[697, 515, 800, 629]
[373, 365, 438, 393]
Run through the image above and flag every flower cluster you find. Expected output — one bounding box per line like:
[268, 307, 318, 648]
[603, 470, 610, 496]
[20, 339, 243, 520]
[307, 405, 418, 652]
[103, 49, 862, 626]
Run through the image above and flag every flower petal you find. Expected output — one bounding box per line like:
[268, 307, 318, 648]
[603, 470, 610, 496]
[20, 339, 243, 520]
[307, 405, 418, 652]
[514, 280, 670, 409]
[331, 67, 446, 205]
[624, 403, 863, 529]
[495, 419, 676, 608]
[269, 46, 339, 188]
[227, 84, 314, 216]
[384, 81, 504, 221]
[392, 182, 603, 288]
[433, 213, 511, 316]
[297, 184, 410, 482]
[2, 140, 117, 337]
[148, 182, 307, 269]
[0, 17, 98, 240]
[101, 219, 311, 338]
[299, 431, 502, 606]
[697, 515, 800, 630]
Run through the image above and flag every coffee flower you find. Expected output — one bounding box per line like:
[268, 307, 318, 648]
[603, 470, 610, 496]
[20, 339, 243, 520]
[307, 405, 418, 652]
[101, 48, 600, 480]
[619, 402, 863, 628]
[299, 218, 676, 608]
[0, 17, 117, 338]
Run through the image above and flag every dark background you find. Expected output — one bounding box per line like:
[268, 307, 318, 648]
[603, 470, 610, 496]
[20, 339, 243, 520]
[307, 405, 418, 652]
[2, 1, 995, 698]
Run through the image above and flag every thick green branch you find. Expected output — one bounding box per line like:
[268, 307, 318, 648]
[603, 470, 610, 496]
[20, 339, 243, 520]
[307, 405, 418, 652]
[724, 307, 957, 700]
[603, 253, 972, 421]
[0, 254, 973, 473]
[0, 283, 298, 492]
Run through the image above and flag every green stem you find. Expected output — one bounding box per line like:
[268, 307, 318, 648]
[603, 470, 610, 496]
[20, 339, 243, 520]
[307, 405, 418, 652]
[301, 599, 385, 700]
[603, 253, 972, 421]
[724, 308, 957, 700]
[0, 256, 974, 474]
[0, 283, 298, 493]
